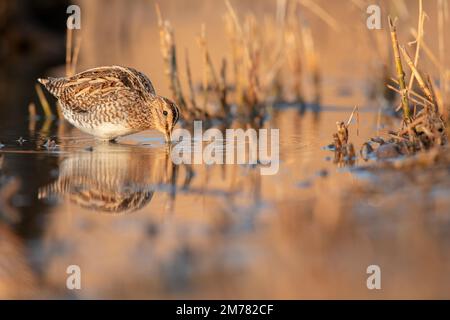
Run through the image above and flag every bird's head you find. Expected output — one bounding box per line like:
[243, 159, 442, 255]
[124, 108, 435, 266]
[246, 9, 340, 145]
[150, 96, 180, 142]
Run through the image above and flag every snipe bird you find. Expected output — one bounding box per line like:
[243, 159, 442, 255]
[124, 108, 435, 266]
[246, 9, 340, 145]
[38, 66, 179, 142]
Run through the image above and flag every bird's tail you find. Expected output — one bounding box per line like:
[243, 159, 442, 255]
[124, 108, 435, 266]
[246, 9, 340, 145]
[37, 77, 66, 97]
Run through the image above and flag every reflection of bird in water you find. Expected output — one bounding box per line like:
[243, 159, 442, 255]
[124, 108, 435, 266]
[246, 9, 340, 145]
[37, 66, 179, 142]
[38, 144, 170, 214]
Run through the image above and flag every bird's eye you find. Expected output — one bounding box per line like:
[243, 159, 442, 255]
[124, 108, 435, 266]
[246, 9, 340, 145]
[163, 110, 168, 116]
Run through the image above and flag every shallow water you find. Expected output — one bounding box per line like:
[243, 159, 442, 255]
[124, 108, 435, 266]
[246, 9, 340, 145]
[1, 104, 450, 299]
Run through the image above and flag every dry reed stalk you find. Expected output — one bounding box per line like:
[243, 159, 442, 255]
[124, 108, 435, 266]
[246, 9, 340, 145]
[259, 15, 284, 101]
[65, 27, 73, 77]
[446, 71, 450, 119]
[243, 14, 262, 110]
[224, 0, 244, 38]
[39, 118, 53, 136]
[185, 49, 209, 120]
[437, 0, 449, 119]
[301, 23, 321, 105]
[407, 0, 424, 91]
[298, 0, 340, 32]
[426, 75, 441, 114]
[388, 16, 410, 122]
[61, 27, 82, 123]
[276, 0, 287, 32]
[28, 103, 36, 133]
[224, 0, 247, 71]
[197, 25, 229, 115]
[387, 84, 430, 108]
[392, 0, 409, 19]
[333, 105, 359, 150]
[332, 112, 356, 166]
[70, 35, 82, 76]
[155, 4, 189, 118]
[184, 49, 198, 113]
[34, 29, 82, 119]
[364, 4, 448, 158]
[224, 1, 262, 114]
[35, 84, 52, 118]
[350, 0, 365, 10]
[285, 2, 305, 104]
[400, 46, 434, 104]
[356, 106, 360, 136]
[224, 12, 244, 107]
[219, 58, 229, 115]
[346, 105, 359, 128]
[273, 0, 288, 64]
[376, 107, 382, 136]
[285, 31, 303, 102]
[390, 77, 434, 106]
[410, 29, 442, 70]
[198, 26, 211, 111]
[65, 27, 82, 77]
[362, 0, 388, 64]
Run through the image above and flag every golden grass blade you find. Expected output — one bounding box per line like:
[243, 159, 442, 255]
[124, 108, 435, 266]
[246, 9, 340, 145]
[407, 0, 424, 91]
[387, 84, 430, 108]
[388, 16, 410, 122]
[35, 84, 53, 118]
[155, 3, 188, 118]
[71, 35, 82, 76]
[184, 49, 198, 112]
[410, 29, 442, 70]
[65, 27, 73, 77]
[224, 0, 243, 36]
[400, 45, 434, 104]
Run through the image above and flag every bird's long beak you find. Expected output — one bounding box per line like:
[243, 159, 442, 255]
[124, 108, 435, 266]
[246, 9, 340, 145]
[165, 130, 172, 144]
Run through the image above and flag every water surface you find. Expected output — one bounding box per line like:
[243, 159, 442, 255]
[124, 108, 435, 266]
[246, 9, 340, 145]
[1, 105, 450, 299]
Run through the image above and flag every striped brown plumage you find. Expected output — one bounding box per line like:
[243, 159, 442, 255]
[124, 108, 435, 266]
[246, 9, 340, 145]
[38, 66, 180, 141]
